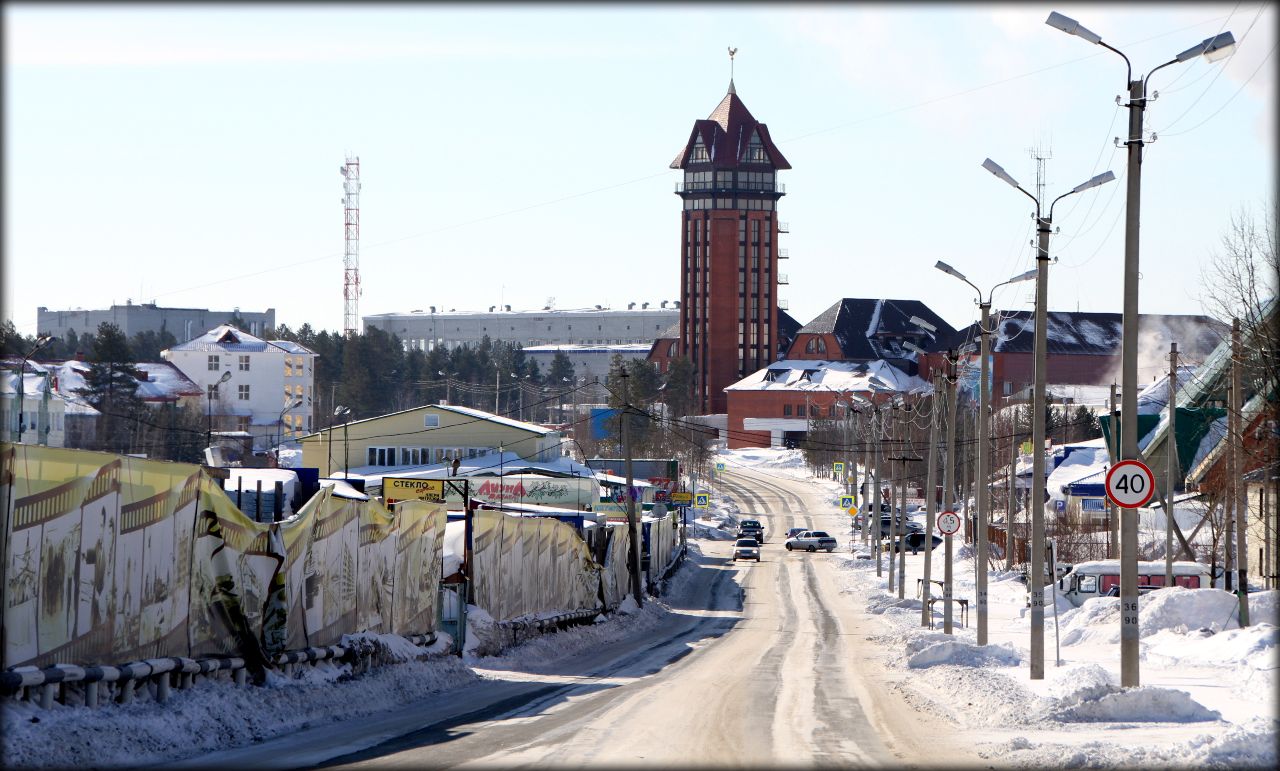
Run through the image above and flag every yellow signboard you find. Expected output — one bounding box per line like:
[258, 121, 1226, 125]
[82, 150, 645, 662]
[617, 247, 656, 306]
[384, 477, 446, 503]
[670, 491, 693, 504]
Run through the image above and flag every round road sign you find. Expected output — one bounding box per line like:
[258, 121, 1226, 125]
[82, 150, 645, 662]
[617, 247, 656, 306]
[937, 511, 961, 536]
[1105, 459, 1156, 508]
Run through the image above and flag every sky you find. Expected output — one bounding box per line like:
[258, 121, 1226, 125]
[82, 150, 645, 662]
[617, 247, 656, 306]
[4, 3, 1275, 343]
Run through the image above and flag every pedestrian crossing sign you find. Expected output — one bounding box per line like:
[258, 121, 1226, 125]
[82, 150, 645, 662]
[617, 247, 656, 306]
[715, 462, 726, 473]
[840, 495, 854, 509]
[694, 493, 710, 508]
[833, 461, 845, 476]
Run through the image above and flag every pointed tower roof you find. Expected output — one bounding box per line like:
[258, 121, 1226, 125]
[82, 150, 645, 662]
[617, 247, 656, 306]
[670, 83, 791, 170]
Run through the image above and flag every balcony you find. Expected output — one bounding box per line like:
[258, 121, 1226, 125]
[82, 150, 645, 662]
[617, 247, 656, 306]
[778, 273, 789, 285]
[674, 181, 785, 195]
[778, 221, 789, 233]
[778, 248, 789, 259]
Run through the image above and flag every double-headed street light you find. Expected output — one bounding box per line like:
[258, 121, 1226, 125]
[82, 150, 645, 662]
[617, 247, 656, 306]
[206, 370, 233, 455]
[935, 261, 1037, 646]
[276, 396, 304, 461]
[983, 156, 1114, 679]
[334, 405, 352, 479]
[1046, 9, 1236, 690]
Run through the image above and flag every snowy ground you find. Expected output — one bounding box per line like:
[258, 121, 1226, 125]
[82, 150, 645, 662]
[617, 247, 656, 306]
[726, 447, 1279, 769]
[4, 448, 1274, 768]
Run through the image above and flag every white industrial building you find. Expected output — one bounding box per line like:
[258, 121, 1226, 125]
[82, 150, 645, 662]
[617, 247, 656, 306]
[162, 325, 316, 451]
[363, 303, 680, 351]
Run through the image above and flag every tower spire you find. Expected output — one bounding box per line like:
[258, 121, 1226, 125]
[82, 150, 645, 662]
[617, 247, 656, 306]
[728, 46, 738, 94]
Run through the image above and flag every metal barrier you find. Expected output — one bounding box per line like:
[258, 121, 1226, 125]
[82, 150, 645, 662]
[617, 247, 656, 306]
[3, 632, 437, 709]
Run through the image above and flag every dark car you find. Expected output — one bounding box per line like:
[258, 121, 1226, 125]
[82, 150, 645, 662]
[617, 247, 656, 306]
[738, 519, 765, 543]
[890, 532, 943, 554]
[878, 517, 924, 539]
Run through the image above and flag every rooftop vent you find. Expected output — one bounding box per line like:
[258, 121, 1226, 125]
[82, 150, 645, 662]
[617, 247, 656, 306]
[505, 305, 511, 312]
[430, 306, 436, 313]
[674, 301, 681, 309]
[628, 302, 635, 310]
[489, 306, 496, 312]
[642, 302, 649, 309]
[661, 301, 668, 308]
[595, 305, 603, 310]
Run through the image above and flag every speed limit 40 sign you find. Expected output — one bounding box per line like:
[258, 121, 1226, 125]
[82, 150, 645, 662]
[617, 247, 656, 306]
[1106, 459, 1156, 508]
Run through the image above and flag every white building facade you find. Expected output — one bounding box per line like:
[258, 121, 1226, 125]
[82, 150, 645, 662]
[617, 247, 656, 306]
[163, 325, 316, 451]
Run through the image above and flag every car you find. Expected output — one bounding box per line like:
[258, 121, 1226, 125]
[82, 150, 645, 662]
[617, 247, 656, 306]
[732, 537, 761, 561]
[738, 519, 765, 543]
[877, 517, 924, 539]
[890, 532, 942, 554]
[785, 530, 837, 552]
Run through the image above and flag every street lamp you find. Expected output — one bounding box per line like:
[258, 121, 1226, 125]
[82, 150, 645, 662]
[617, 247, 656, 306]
[334, 405, 352, 478]
[935, 260, 1036, 646]
[983, 155, 1114, 679]
[206, 370, 233, 455]
[12, 334, 52, 442]
[276, 396, 304, 461]
[1045, 9, 1235, 690]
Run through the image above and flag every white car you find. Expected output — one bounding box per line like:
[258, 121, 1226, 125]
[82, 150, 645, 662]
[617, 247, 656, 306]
[784, 530, 837, 552]
[732, 537, 761, 561]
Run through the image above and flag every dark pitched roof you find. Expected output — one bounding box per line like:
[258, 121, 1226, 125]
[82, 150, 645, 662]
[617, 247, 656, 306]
[947, 311, 1227, 356]
[670, 84, 791, 170]
[776, 308, 801, 358]
[796, 299, 955, 361]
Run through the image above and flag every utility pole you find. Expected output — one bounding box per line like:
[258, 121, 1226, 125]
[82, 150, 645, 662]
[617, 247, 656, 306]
[888, 403, 899, 592]
[1232, 318, 1250, 625]
[921, 375, 941, 626]
[976, 296, 993, 645]
[943, 351, 959, 634]
[1109, 383, 1120, 558]
[619, 366, 644, 607]
[896, 403, 911, 599]
[1166, 343, 1178, 585]
[1006, 433, 1017, 571]
[874, 407, 884, 577]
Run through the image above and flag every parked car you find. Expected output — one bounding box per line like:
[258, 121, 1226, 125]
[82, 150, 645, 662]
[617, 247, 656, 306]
[732, 537, 761, 561]
[878, 517, 924, 538]
[738, 519, 765, 543]
[890, 532, 942, 554]
[785, 530, 837, 552]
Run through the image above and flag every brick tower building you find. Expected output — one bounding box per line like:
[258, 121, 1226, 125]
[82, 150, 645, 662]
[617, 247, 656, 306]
[671, 79, 790, 414]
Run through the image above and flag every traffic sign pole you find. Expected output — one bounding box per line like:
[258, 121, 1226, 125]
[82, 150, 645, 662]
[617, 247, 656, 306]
[938, 511, 960, 634]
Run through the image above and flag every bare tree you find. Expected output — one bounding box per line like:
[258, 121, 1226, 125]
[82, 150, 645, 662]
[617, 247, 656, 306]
[1198, 199, 1280, 392]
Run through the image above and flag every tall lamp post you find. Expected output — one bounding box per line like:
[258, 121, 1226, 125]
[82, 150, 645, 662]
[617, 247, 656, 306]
[983, 156, 1115, 678]
[334, 405, 352, 478]
[12, 334, 52, 442]
[206, 370, 233, 455]
[276, 396, 304, 461]
[935, 261, 1037, 645]
[1045, 8, 1236, 690]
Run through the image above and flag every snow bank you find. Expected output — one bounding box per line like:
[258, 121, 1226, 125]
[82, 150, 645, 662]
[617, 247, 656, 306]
[1051, 686, 1221, 722]
[907, 640, 1021, 669]
[1060, 588, 1244, 646]
[341, 631, 431, 664]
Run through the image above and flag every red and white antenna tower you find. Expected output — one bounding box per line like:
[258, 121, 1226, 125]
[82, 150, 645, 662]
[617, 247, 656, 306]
[340, 154, 361, 337]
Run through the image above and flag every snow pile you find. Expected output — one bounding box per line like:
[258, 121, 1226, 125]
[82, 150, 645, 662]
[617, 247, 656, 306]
[1246, 589, 1279, 626]
[1051, 685, 1221, 722]
[1, 655, 478, 769]
[340, 631, 432, 664]
[908, 639, 1021, 669]
[1059, 588, 1244, 646]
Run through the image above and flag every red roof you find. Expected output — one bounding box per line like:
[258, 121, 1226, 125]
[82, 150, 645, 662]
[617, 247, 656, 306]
[670, 82, 791, 170]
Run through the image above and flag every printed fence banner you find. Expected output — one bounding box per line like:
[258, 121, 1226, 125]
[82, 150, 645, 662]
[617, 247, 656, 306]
[599, 523, 633, 608]
[3, 444, 447, 671]
[470, 510, 601, 622]
[2, 444, 204, 669]
[456, 475, 599, 510]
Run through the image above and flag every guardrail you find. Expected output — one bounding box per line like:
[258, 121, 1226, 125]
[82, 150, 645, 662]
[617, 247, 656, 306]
[2, 633, 437, 710]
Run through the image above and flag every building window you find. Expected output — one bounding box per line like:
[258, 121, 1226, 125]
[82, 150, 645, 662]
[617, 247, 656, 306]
[239, 355, 251, 371]
[238, 384, 250, 401]
[207, 384, 220, 399]
[208, 355, 220, 371]
[1003, 381, 1013, 396]
[783, 404, 792, 416]
[367, 446, 397, 467]
[424, 414, 440, 428]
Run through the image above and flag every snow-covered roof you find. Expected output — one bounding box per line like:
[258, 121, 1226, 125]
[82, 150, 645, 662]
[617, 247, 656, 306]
[340, 450, 601, 486]
[167, 325, 313, 356]
[725, 358, 928, 395]
[1047, 440, 1112, 500]
[522, 344, 651, 353]
[431, 403, 554, 435]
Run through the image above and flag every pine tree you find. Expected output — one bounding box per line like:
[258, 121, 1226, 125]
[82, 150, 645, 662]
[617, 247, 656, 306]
[76, 322, 145, 454]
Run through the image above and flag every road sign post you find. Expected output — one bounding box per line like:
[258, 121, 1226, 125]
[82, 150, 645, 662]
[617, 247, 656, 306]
[938, 510, 961, 634]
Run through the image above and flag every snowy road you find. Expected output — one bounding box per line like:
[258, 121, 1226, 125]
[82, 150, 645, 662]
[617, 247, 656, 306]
[180, 466, 970, 769]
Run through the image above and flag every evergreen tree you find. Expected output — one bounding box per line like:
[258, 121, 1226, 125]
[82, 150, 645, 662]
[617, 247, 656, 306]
[76, 322, 145, 454]
[548, 350, 575, 384]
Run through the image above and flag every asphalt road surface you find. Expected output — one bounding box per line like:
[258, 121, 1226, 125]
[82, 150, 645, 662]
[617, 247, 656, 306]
[179, 466, 975, 769]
